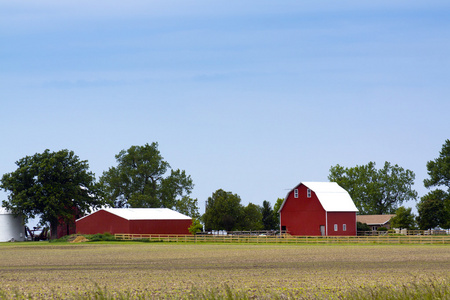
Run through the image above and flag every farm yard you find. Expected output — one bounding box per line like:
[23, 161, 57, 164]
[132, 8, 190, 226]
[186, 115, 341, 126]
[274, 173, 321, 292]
[0, 242, 449, 299]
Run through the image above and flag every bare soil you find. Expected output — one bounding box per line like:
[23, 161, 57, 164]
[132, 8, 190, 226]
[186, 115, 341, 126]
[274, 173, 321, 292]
[0, 242, 448, 298]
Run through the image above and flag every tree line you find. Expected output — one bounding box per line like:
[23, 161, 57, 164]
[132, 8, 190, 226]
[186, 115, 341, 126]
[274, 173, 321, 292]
[201, 189, 284, 232]
[328, 140, 450, 230]
[1, 140, 449, 239]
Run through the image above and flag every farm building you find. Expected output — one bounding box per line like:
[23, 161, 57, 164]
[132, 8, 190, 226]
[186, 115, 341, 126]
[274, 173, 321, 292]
[279, 182, 358, 236]
[0, 207, 25, 242]
[76, 208, 192, 235]
[357, 214, 395, 231]
[57, 207, 82, 239]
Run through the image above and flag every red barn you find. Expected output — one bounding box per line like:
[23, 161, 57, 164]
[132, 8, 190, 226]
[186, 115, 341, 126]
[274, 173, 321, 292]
[57, 207, 81, 239]
[279, 182, 358, 236]
[76, 208, 192, 235]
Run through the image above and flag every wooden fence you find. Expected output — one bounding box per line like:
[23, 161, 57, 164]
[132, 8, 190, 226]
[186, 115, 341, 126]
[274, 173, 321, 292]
[357, 229, 450, 236]
[114, 233, 450, 244]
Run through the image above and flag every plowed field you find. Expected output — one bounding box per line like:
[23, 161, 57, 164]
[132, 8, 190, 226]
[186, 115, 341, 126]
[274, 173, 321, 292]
[0, 242, 448, 299]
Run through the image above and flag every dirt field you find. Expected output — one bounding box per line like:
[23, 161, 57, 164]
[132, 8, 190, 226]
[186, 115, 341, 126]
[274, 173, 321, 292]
[0, 242, 449, 299]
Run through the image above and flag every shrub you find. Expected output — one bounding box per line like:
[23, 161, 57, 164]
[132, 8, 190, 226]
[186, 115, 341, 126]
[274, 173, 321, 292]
[87, 232, 116, 242]
[357, 222, 370, 231]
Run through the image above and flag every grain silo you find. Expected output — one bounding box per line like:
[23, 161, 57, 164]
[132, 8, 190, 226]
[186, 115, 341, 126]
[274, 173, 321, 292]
[0, 208, 25, 242]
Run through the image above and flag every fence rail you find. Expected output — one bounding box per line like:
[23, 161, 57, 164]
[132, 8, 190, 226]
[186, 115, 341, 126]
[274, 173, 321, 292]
[357, 229, 450, 236]
[114, 234, 450, 244]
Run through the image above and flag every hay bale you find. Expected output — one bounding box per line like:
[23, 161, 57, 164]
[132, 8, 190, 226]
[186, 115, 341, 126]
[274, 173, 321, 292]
[70, 235, 89, 243]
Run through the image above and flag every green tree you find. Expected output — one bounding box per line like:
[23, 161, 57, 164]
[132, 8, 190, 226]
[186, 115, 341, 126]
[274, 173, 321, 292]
[419, 139, 450, 229]
[174, 196, 200, 219]
[241, 203, 263, 231]
[390, 206, 416, 230]
[273, 197, 284, 230]
[202, 189, 243, 231]
[261, 200, 277, 230]
[100, 143, 199, 217]
[328, 161, 417, 214]
[1, 149, 104, 239]
[417, 190, 449, 229]
[424, 139, 450, 191]
[188, 218, 203, 234]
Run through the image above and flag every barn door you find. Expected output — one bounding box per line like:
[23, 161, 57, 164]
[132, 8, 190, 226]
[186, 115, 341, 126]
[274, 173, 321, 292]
[320, 225, 325, 236]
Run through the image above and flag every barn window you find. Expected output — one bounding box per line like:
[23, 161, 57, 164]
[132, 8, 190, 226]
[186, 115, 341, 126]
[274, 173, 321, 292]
[334, 224, 338, 231]
[294, 189, 298, 198]
[343, 224, 347, 231]
[307, 189, 311, 198]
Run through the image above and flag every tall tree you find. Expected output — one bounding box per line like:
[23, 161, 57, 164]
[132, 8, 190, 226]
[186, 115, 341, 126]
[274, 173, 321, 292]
[1, 149, 104, 239]
[241, 203, 263, 231]
[416, 190, 448, 229]
[100, 143, 199, 217]
[328, 161, 417, 214]
[273, 197, 284, 229]
[390, 206, 416, 230]
[424, 139, 450, 191]
[418, 140, 450, 229]
[202, 189, 243, 231]
[261, 200, 277, 230]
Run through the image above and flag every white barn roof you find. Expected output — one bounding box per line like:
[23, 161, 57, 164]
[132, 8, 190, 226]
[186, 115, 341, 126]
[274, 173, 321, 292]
[77, 208, 191, 222]
[280, 182, 358, 212]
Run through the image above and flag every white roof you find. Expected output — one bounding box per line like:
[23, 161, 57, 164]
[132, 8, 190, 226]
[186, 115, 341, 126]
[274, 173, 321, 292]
[77, 208, 191, 222]
[280, 182, 358, 212]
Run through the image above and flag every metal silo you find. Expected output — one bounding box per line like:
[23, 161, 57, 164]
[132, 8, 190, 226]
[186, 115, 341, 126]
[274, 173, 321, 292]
[0, 208, 25, 242]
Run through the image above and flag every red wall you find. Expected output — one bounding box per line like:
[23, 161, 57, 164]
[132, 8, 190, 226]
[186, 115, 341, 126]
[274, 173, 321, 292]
[280, 184, 326, 236]
[76, 210, 129, 235]
[76, 210, 192, 235]
[326, 212, 356, 236]
[130, 219, 192, 235]
[57, 207, 81, 238]
[57, 219, 77, 239]
[280, 184, 356, 236]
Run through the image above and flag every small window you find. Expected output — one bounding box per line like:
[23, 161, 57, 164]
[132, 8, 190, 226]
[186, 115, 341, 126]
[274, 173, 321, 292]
[343, 224, 347, 231]
[307, 189, 311, 198]
[334, 224, 338, 231]
[294, 189, 298, 198]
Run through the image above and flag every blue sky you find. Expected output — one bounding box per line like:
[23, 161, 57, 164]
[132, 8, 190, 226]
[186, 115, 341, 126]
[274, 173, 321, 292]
[1, 1, 449, 219]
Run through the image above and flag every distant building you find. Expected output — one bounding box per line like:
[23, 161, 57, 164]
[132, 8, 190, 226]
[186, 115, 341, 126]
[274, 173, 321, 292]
[279, 182, 358, 236]
[356, 214, 395, 231]
[76, 208, 192, 235]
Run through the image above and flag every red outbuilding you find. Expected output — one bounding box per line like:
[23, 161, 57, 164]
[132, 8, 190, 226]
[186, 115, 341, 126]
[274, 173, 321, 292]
[57, 207, 81, 239]
[279, 182, 358, 236]
[76, 208, 192, 235]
